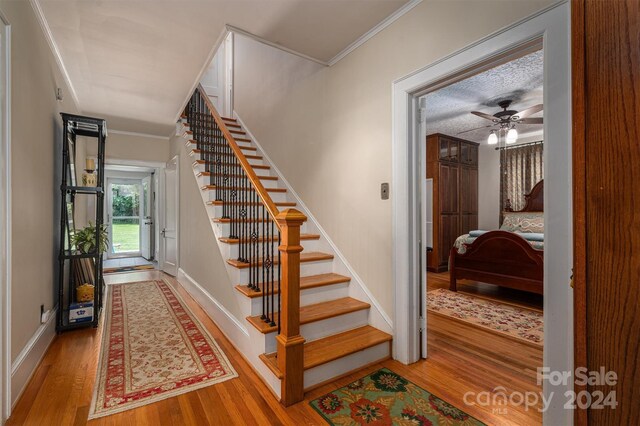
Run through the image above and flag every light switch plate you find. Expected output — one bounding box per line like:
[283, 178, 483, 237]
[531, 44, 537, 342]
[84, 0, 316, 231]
[381, 183, 389, 200]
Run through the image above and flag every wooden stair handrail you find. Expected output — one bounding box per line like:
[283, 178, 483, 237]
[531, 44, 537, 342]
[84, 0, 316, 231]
[189, 86, 308, 406]
[195, 84, 282, 228]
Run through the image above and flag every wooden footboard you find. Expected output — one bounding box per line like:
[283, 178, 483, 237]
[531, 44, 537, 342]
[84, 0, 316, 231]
[449, 230, 544, 294]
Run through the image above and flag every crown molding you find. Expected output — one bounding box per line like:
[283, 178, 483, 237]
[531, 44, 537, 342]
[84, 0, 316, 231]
[29, 0, 80, 110]
[327, 0, 423, 66]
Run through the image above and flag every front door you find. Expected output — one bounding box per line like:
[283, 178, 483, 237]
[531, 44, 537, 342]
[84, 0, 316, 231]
[162, 157, 178, 275]
[141, 175, 153, 260]
[106, 179, 143, 258]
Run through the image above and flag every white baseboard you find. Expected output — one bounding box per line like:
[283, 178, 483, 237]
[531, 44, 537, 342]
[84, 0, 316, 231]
[10, 308, 57, 407]
[176, 268, 282, 398]
[177, 268, 248, 338]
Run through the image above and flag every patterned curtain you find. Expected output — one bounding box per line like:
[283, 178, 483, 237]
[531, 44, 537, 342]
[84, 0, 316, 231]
[500, 142, 543, 213]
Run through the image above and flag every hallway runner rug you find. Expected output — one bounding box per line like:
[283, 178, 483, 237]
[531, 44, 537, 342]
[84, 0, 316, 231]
[102, 264, 155, 274]
[427, 288, 543, 346]
[310, 368, 485, 425]
[89, 279, 238, 419]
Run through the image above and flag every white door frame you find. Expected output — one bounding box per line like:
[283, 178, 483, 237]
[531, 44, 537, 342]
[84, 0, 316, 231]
[105, 177, 144, 259]
[103, 159, 166, 267]
[161, 156, 179, 275]
[0, 11, 10, 423]
[392, 2, 572, 425]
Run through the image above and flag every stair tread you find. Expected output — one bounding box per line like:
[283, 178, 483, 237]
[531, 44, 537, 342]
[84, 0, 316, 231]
[193, 159, 269, 170]
[261, 326, 392, 372]
[198, 172, 276, 181]
[189, 142, 257, 152]
[209, 200, 295, 208]
[201, 185, 286, 193]
[228, 251, 333, 270]
[246, 296, 369, 334]
[190, 149, 262, 160]
[235, 272, 349, 298]
[220, 232, 314, 245]
[221, 117, 237, 122]
[213, 217, 273, 223]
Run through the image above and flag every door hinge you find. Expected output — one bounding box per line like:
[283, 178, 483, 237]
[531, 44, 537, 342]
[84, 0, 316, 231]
[570, 268, 574, 288]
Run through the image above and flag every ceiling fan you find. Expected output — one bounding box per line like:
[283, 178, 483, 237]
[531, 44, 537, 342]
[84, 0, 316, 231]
[457, 100, 543, 144]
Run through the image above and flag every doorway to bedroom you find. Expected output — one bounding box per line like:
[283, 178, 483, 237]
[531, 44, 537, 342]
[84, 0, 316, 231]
[420, 42, 545, 423]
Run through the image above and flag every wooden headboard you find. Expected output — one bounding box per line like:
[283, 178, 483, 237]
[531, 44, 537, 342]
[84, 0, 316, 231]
[519, 179, 544, 212]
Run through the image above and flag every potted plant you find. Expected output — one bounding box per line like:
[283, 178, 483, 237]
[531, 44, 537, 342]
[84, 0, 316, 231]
[70, 222, 109, 254]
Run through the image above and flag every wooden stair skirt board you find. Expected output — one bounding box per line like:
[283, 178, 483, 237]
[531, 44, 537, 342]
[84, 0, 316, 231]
[259, 326, 392, 389]
[246, 296, 369, 334]
[227, 251, 333, 270]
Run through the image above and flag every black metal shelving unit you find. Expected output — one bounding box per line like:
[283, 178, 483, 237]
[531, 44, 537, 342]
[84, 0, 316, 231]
[56, 113, 107, 332]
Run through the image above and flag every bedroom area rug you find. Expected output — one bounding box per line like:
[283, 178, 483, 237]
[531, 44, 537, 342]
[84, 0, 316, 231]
[427, 288, 543, 346]
[310, 368, 485, 425]
[89, 279, 238, 419]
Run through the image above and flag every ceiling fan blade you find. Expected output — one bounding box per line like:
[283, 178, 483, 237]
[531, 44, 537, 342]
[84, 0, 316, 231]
[518, 117, 543, 125]
[456, 124, 494, 135]
[471, 111, 499, 122]
[512, 104, 543, 120]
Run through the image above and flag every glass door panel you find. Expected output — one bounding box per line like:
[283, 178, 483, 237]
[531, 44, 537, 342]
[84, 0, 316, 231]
[108, 181, 142, 256]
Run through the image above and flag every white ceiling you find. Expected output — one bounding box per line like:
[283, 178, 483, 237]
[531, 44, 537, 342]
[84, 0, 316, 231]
[423, 49, 544, 145]
[37, 0, 410, 136]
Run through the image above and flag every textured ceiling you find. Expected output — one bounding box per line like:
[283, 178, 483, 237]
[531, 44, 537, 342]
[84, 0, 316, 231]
[423, 50, 544, 145]
[37, 0, 410, 136]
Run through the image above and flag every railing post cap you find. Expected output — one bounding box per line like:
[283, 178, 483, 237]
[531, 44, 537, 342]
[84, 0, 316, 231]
[276, 208, 307, 225]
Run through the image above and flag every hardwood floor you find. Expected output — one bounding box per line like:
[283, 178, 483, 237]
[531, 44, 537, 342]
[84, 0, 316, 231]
[8, 271, 543, 425]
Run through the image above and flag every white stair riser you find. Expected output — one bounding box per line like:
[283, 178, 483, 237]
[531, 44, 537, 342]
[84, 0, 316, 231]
[212, 221, 309, 238]
[221, 238, 321, 260]
[231, 259, 333, 284]
[185, 140, 255, 154]
[189, 151, 265, 167]
[206, 190, 288, 204]
[198, 174, 280, 190]
[209, 204, 295, 220]
[303, 342, 390, 390]
[263, 310, 370, 353]
[247, 281, 350, 316]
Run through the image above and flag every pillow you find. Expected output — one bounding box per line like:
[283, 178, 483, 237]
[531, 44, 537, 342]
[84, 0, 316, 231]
[500, 212, 544, 233]
[515, 232, 545, 242]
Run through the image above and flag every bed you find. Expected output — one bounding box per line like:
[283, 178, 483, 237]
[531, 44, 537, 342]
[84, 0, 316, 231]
[449, 180, 544, 295]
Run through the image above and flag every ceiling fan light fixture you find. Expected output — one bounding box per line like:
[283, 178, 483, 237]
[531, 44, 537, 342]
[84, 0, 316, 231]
[487, 131, 498, 145]
[506, 127, 518, 144]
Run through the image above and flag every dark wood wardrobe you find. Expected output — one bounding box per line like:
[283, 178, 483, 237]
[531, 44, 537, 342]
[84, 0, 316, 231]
[426, 133, 479, 272]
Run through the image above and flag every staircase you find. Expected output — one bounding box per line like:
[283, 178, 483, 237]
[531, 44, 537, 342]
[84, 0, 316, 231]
[179, 86, 392, 405]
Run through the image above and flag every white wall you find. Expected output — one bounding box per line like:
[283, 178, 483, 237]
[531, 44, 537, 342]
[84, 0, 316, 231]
[478, 145, 500, 230]
[86, 131, 170, 163]
[169, 137, 243, 320]
[232, 0, 553, 317]
[0, 0, 80, 408]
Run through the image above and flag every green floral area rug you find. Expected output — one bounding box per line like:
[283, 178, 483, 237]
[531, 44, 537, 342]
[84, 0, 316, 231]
[310, 368, 485, 426]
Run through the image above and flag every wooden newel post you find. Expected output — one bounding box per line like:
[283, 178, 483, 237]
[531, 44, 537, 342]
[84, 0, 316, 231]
[275, 208, 307, 406]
